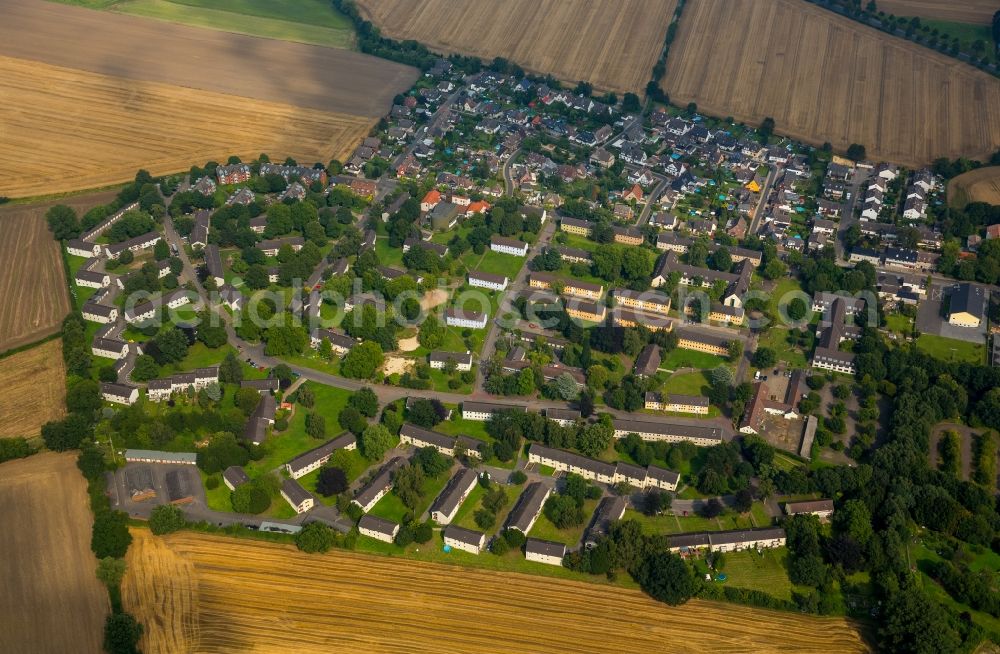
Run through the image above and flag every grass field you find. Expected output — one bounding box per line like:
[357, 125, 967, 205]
[661, 347, 729, 371]
[0, 453, 108, 654]
[0, 340, 66, 439]
[711, 548, 803, 602]
[757, 327, 811, 369]
[948, 166, 1000, 208]
[663, 370, 711, 395]
[916, 333, 985, 364]
[0, 55, 374, 198]
[528, 498, 600, 546]
[368, 469, 452, 523]
[0, 198, 74, 350]
[355, 0, 678, 93]
[885, 313, 914, 335]
[876, 0, 999, 24]
[662, 0, 1000, 167]
[124, 529, 867, 653]
[112, 0, 354, 48]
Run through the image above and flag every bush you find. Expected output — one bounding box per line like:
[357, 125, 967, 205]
[103, 613, 143, 654]
[149, 505, 186, 535]
[509, 470, 527, 485]
[316, 467, 348, 496]
[91, 510, 132, 559]
[295, 522, 335, 553]
[491, 537, 510, 555]
[204, 475, 220, 490]
[231, 480, 271, 514]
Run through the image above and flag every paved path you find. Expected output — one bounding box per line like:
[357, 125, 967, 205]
[502, 148, 522, 196]
[748, 164, 778, 236]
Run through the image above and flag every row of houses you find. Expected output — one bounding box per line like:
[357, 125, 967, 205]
[146, 367, 220, 402]
[527, 444, 680, 491]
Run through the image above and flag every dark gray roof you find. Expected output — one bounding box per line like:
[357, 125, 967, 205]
[469, 270, 508, 285]
[528, 444, 616, 478]
[442, 524, 485, 547]
[241, 378, 279, 392]
[463, 401, 526, 414]
[358, 514, 400, 536]
[545, 408, 580, 422]
[506, 482, 550, 532]
[645, 465, 680, 486]
[950, 283, 986, 319]
[430, 468, 478, 519]
[223, 466, 250, 488]
[585, 496, 627, 546]
[525, 538, 567, 559]
[611, 418, 722, 442]
[165, 469, 192, 502]
[399, 423, 456, 450]
[429, 351, 473, 366]
[285, 433, 357, 476]
[354, 457, 406, 508]
[281, 478, 312, 506]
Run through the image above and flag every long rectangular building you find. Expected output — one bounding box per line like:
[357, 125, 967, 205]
[284, 433, 358, 479]
[430, 468, 478, 524]
[527, 444, 679, 491]
[352, 457, 406, 512]
[506, 482, 551, 534]
[667, 528, 786, 554]
[611, 419, 723, 446]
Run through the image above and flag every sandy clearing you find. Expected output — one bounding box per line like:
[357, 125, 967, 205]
[397, 336, 420, 352]
[383, 355, 415, 376]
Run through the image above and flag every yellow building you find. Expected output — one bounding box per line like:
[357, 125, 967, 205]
[613, 289, 671, 316]
[566, 301, 607, 323]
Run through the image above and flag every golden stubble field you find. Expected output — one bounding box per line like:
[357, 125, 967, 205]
[949, 166, 1000, 207]
[876, 0, 999, 24]
[0, 340, 66, 438]
[0, 195, 76, 351]
[0, 56, 375, 198]
[662, 0, 1000, 167]
[0, 452, 108, 654]
[123, 530, 868, 654]
[355, 0, 677, 93]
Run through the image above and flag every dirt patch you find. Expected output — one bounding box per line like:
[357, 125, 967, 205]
[125, 530, 868, 653]
[0, 340, 66, 438]
[662, 0, 1000, 167]
[0, 452, 108, 654]
[0, 55, 376, 198]
[355, 0, 677, 93]
[421, 288, 450, 311]
[0, 199, 77, 350]
[876, 0, 999, 24]
[0, 0, 417, 117]
[398, 336, 420, 352]
[756, 413, 807, 455]
[383, 355, 415, 376]
[949, 166, 1000, 208]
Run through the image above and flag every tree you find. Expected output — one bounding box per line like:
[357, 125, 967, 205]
[636, 552, 696, 605]
[752, 347, 777, 369]
[759, 116, 776, 143]
[727, 340, 742, 362]
[360, 424, 394, 461]
[316, 467, 348, 496]
[417, 314, 445, 349]
[408, 398, 447, 427]
[152, 327, 189, 364]
[339, 406, 367, 435]
[104, 613, 143, 654]
[393, 463, 425, 510]
[879, 586, 961, 654]
[295, 522, 336, 553]
[231, 480, 271, 514]
[622, 92, 641, 113]
[349, 387, 379, 417]
[66, 378, 102, 414]
[91, 510, 132, 559]
[297, 386, 316, 408]
[46, 204, 81, 240]
[341, 341, 383, 379]
[846, 143, 866, 162]
[305, 412, 326, 439]
[96, 557, 127, 588]
[131, 354, 160, 382]
[234, 387, 261, 416]
[994, 9, 1000, 54]
[733, 488, 753, 513]
[474, 508, 496, 530]
[414, 446, 451, 477]
[149, 504, 186, 535]
[544, 494, 585, 528]
[577, 421, 613, 457]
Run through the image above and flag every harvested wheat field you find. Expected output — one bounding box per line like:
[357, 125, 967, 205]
[123, 530, 868, 654]
[0, 197, 74, 349]
[0, 56, 374, 198]
[876, 0, 999, 24]
[0, 452, 108, 654]
[355, 0, 677, 93]
[662, 0, 1000, 167]
[0, 340, 66, 438]
[949, 166, 1000, 207]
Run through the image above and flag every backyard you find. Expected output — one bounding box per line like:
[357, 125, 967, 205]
[916, 333, 985, 364]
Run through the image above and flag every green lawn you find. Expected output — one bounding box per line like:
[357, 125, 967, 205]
[757, 327, 810, 369]
[662, 370, 710, 395]
[909, 538, 1000, 636]
[707, 548, 804, 602]
[368, 469, 453, 523]
[374, 237, 405, 267]
[885, 313, 914, 336]
[915, 19, 998, 65]
[452, 484, 520, 535]
[245, 383, 355, 476]
[768, 277, 807, 317]
[916, 334, 985, 364]
[462, 249, 527, 281]
[111, 0, 355, 48]
[67, 254, 102, 307]
[528, 498, 599, 546]
[661, 347, 729, 371]
[447, 483, 487, 527]
[623, 508, 757, 536]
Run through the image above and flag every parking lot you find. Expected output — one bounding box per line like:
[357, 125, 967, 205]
[107, 462, 207, 519]
[917, 282, 987, 344]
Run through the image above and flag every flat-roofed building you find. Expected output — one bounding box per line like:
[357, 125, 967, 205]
[506, 482, 551, 534]
[443, 525, 486, 554]
[525, 538, 567, 566]
[124, 450, 197, 465]
[430, 468, 478, 524]
[358, 515, 400, 543]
